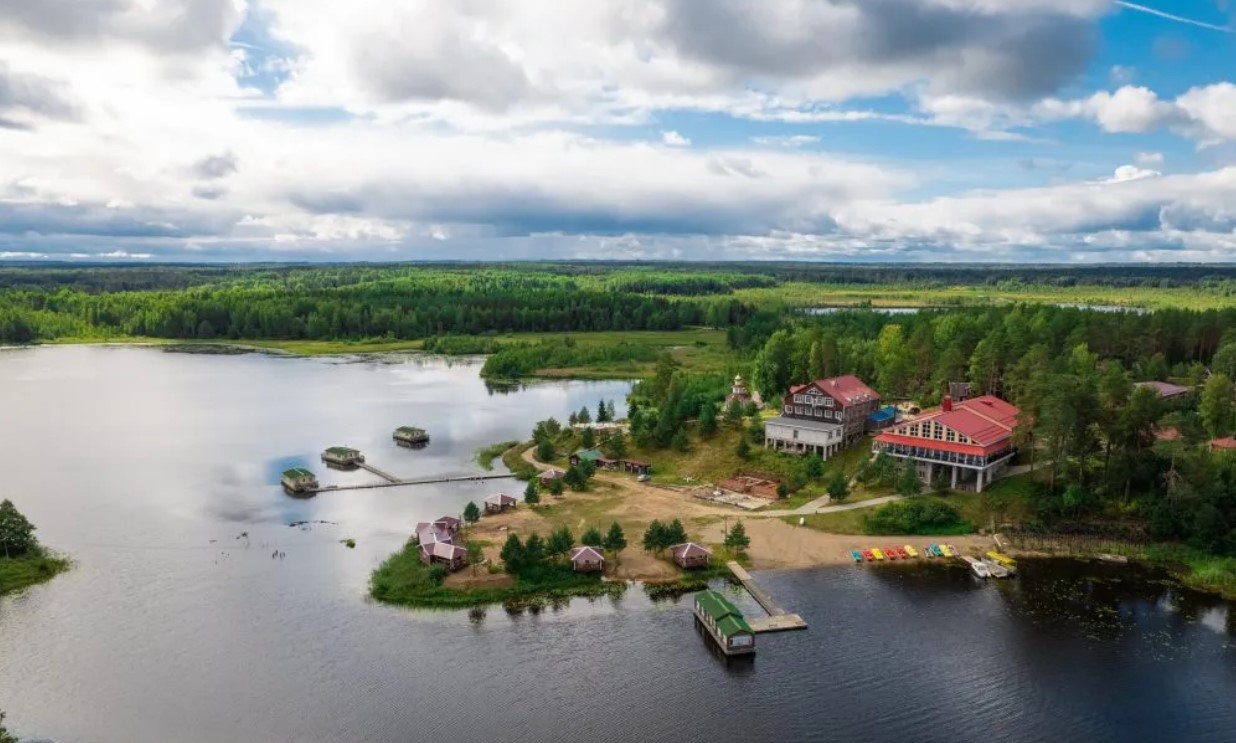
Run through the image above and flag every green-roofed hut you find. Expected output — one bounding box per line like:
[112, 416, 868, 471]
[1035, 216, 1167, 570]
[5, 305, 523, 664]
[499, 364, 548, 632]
[569, 448, 604, 467]
[393, 426, 430, 447]
[281, 467, 319, 494]
[693, 590, 755, 656]
[321, 446, 364, 467]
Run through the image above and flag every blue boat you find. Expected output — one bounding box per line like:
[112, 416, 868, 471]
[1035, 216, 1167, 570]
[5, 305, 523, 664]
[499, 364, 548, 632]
[850, 549, 863, 563]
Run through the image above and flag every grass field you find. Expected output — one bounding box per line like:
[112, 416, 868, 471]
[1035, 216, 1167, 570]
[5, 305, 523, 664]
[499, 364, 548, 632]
[0, 552, 70, 596]
[734, 282, 1236, 312]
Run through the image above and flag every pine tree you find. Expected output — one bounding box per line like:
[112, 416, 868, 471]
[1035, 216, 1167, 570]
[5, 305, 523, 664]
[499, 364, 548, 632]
[581, 427, 596, 449]
[664, 518, 687, 545]
[524, 479, 540, 505]
[578, 406, 592, 424]
[736, 437, 751, 460]
[606, 431, 628, 459]
[463, 501, 481, 524]
[723, 399, 744, 428]
[642, 520, 667, 553]
[724, 521, 751, 553]
[699, 401, 718, 436]
[897, 459, 922, 496]
[671, 428, 689, 452]
[603, 522, 627, 553]
[547, 477, 565, 496]
[827, 471, 849, 502]
[500, 534, 524, 573]
[535, 438, 555, 463]
[581, 526, 604, 547]
[523, 533, 546, 567]
[547, 526, 575, 557]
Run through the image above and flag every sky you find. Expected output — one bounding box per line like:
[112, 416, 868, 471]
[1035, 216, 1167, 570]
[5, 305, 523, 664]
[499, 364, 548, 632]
[0, 0, 1234, 264]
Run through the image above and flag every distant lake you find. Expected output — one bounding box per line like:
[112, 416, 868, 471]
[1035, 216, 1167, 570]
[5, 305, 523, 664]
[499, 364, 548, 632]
[804, 306, 924, 315]
[1, 346, 1233, 743]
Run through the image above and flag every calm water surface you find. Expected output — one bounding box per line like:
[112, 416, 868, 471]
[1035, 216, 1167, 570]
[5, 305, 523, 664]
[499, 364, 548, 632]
[1, 347, 1233, 743]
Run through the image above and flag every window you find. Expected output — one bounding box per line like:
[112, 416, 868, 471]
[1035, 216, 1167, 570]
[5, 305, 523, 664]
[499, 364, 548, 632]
[792, 429, 799, 440]
[783, 405, 792, 414]
[824, 397, 834, 408]
[814, 408, 823, 417]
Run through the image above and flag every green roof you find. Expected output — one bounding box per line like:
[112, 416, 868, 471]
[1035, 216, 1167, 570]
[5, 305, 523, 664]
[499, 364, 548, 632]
[325, 446, 359, 455]
[395, 426, 425, 434]
[283, 468, 314, 479]
[716, 615, 754, 637]
[573, 448, 604, 462]
[694, 590, 752, 635]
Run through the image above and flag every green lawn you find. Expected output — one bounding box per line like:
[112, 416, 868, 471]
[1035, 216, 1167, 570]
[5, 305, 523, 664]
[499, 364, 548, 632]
[0, 553, 70, 596]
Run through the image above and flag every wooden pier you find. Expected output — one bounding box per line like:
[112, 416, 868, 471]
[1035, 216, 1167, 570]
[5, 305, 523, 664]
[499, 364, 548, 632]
[726, 562, 808, 633]
[306, 472, 514, 494]
[357, 461, 400, 483]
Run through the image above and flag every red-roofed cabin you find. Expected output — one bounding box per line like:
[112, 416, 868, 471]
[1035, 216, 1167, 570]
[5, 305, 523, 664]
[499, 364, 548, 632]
[765, 375, 881, 459]
[872, 395, 1020, 493]
[1211, 437, 1236, 453]
[671, 542, 712, 569]
[418, 541, 467, 572]
[569, 546, 605, 573]
[484, 493, 518, 514]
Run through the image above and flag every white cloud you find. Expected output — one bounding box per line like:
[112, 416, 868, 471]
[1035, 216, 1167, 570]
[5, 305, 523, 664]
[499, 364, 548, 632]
[1135, 151, 1165, 166]
[751, 135, 820, 148]
[661, 130, 691, 147]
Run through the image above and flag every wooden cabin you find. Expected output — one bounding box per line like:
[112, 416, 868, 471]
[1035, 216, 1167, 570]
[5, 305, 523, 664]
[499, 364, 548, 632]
[538, 469, 566, 485]
[281, 467, 319, 493]
[570, 546, 605, 573]
[393, 426, 430, 446]
[569, 448, 604, 467]
[413, 522, 453, 545]
[620, 459, 650, 475]
[693, 590, 755, 656]
[418, 541, 467, 571]
[671, 542, 711, 569]
[484, 493, 518, 514]
[321, 446, 364, 466]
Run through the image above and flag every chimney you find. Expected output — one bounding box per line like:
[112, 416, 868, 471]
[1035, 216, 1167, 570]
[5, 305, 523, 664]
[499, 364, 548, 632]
[942, 395, 953, 412]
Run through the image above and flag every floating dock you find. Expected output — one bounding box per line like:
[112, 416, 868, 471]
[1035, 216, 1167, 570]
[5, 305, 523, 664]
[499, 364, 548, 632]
[357, 461, 400, 483]
[726, 561, 807, 633]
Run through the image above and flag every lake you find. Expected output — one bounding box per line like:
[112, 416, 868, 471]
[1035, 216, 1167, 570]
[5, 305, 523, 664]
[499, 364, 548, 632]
[1, 346, 1234, 743]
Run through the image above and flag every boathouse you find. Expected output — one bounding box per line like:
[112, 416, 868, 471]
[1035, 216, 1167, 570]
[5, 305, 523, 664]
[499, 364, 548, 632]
[321, 446, 364, 466]
[671, 542, 712, 569]
[764, 375, 881, 459]
[872, 394, 1020, 493]
[281, 467, 318, 493]
[484, 493, 518, 514]
[419, 541, 467, 571]
[393, 426, 430, 446]
[693, 590, 755, 656]
[569, 546, 605, 573]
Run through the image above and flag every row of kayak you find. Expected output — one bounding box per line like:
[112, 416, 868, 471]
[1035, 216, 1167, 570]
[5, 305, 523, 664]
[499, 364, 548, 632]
[850, 544, 955, 562]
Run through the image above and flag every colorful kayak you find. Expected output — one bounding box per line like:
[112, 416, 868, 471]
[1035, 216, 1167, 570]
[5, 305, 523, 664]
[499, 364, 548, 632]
[986, 551, 1017, 569]
[904, 545, 919, 558]
[862, 549, 874, 562]
[939, 544, 953, 557]
[851, 550, 864, 563]
[926, 544, 939, 557]
[872, 548, 885, 561]
[884, 546, 900, 560]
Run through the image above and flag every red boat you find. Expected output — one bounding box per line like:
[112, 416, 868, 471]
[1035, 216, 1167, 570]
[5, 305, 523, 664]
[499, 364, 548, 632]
[862, 549, 874, 562]
[895, 546, 909, 559]
[884, 546, 900, 560]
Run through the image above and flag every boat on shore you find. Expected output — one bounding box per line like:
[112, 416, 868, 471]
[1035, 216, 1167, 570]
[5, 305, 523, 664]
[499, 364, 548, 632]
[983, 559, 1011, 579]
[961, 555, 989, 579]
[986, 551, 1017, 573]
[1097, 553, 1129, 564]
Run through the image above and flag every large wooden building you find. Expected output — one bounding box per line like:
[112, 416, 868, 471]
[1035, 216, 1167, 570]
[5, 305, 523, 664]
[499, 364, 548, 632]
[764, 375, 881, 458]
[872, 395, 1019, 493]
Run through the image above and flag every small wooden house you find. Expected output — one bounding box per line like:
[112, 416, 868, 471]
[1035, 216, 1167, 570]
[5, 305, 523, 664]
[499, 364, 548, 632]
[484, 493, 518, 514]
[570, 546, 605, 573]
[538, 469, 566, 485]
[413, 522, 454, 545]
[434, 515, 462, 534]
[694, 590, 755, 656]
[393, 426, 430, 446]
[321, 446, 364, 466]
[620, 459, 650, 475]
[419, 541, 467, 571]
[281, 467, 319, 493]
[671, 542, 711, 569]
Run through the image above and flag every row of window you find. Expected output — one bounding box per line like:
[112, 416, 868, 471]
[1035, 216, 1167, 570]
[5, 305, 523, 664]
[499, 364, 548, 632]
[898, 420, 972, 445]
[792, 393, 834, 408]
[785, 405, 842, 421]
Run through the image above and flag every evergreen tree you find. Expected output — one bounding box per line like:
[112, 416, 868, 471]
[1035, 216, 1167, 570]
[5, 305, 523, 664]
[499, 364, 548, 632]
[523, 533, 546, 567]
[603, 522, 627, 553]
[500, 534, 524, 573]
[524, 479, 541, 505]
[671, 428, 689, 452]
[581, 427, 596, 450]
[664, 518, 688, 545]
[1200, 373, 1235, 438]
[597, 399, 612, 423]
[699, 401, 718, 436]
[463, 501, 480, 524]
[776, 482, 790, 499]
[564, 465, 589, 491]
[724, 521, 751, 553]
[606, 431, 628, 459]
[581, 526, 604, 547]
[466, 542, 485, 575]
[736, 437, 751, 460]
[0, 500, 37, 559]
[535, 438, 555, 463]
[547, 526, 575, 557]
[547, 477, 565, 496]
[723, 399, 744, 427]
[896, 459, 922, 496]
[642, 520, 667, 553]
[577, 406, 592, 424]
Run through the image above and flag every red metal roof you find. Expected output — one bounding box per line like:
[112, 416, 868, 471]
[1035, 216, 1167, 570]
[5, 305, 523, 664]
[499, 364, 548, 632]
[793, 375, 879, 407]
[1212, 437, 1236, 450]
[485, 493, 517, 505]
[877, 395, 1019, 448]
[570, 546, 605, 562]
[1135, 381, 1191, 398]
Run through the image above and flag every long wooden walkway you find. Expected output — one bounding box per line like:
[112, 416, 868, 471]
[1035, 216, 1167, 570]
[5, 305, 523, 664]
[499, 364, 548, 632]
[307, 472, 513, 494]
[357, 461, 400, 483]
[727, 561, 808, 633]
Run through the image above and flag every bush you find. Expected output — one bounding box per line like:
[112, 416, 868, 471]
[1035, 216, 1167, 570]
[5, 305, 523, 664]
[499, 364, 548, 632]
[864, 498, 972, 535]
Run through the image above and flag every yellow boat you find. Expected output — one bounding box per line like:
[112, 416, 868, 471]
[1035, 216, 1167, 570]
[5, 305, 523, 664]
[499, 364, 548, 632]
[987, 551, 1017, 569]
[938, 544, 953, 557]
[904, 544, 919, 558]
[872, 548, 885, 561]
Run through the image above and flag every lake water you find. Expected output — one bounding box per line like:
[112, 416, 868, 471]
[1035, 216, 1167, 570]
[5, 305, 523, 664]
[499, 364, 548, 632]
[2, 347, 1234, 743]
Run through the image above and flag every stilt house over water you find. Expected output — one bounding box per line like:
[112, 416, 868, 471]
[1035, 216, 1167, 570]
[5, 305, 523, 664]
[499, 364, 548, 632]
[281, 468, 319, 493]
[322, 446, 364, 466]
[393, 426, 430, 446]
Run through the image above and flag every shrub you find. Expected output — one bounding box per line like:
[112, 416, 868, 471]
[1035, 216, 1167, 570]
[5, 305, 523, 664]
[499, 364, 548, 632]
[864, 498, 972, 536]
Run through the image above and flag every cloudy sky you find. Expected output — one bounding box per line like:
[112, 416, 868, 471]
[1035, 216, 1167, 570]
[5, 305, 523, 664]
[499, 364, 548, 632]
[1, 0, 1234, 263]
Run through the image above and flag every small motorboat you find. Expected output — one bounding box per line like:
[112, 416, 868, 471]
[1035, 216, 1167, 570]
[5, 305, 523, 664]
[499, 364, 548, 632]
[862, 549, 875, 562]
[872, 548, 885, 561]
[961, 555, 989, 579]
[904, 545, 919, 558]
[851, 550, 864, 563]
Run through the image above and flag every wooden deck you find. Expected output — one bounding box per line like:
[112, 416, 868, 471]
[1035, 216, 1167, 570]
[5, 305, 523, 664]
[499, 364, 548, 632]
[727, 561, 808, 633]
[357, 461, 400, 483]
